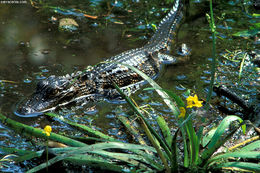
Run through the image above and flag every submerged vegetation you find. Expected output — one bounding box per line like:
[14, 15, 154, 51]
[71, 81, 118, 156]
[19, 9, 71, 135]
[0, 0, 259, 172]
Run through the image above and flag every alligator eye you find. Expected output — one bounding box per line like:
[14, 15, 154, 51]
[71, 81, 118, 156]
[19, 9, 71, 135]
[46, 88, 59, 98]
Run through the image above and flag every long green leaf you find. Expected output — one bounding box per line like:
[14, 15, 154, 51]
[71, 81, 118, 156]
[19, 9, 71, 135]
[0, 147, 36, 156]
[0, 147, 43, 163]
[45, 112, 118, 142]
[66, 155, 126, 172]
[205, 0, 217, 109]
[171, 128, 180, 172]
[209, 151, 260, 163]
[183, 135, 189, 167]
[240, 140, 260, 151]
[67, 155, 128, 170]
[106, 62, 179, 116]
[202, 128, 217, 147]
[27, 153, 68, 173]
[233, 28, 260, 37]
[86, 150, 154, 171]
[0, 113, 87, 147]
[109, 76, 172, 160]
[185, 119, 199, 165]
[28, 152, 124, 173]
[29, 142, 162, 172]
[216, 162, 260, 172]
[207, 116, 244, 149]
[14, 150, 44, 163]
[238, 53, 246, 80]
[157, 115, 172, 147]
[199, 123, 241, 167]
[144, 88, 185, 107]
[140, 118, 170, 172]
[117, 115, 147, 145]
[47, 142, 157, 158]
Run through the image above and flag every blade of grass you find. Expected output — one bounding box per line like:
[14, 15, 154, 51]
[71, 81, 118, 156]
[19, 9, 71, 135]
[207, 116, 245, 149]
[140, 118, 170, 173]
[45, 112, 118, 142]
[87, 150, 153, 171]
[208, 151, 260, 164]
[0, 147, 36, 156]
[238, 53, 246, 80]
[106, 62, 179, 116]
[171, 128, 180, 172]
[185, 119, 199, 165]
[117, 115, 147, 145]
[229, 136, 260, 151]
[239, 139, 260, 151]
[14, 151, 44, 163]
[28, 142, 160, 172]
[187, 119, 199, 165]
[216, 162, 260, 172]
[157, 115, 172, 147]
[202, 128, 217, 148]
[199, 121, 242, 167]
[66, 155, 126, 172]
[0, 113, 87, 147]
[109, 77, 172, 159]
[144, 88, 185, 107]
[205, 0, 217, 109]
[28, 152, 125, 173]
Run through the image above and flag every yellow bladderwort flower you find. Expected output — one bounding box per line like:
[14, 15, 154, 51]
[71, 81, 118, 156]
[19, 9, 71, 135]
[186, 94, 203, 108]
[43, 125, 52, 136]
[178, 107, 186, 118]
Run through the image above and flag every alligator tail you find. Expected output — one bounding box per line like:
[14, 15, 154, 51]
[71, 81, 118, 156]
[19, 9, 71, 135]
[146, 0, 183, 51]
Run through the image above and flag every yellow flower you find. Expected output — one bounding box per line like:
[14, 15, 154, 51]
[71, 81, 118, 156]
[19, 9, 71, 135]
[178, 107, 186, 118]
[43, 125, 52, 136]
[186, 94, 203, 108]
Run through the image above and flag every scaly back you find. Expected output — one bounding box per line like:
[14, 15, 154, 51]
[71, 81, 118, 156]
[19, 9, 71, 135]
[145, 0, 183, 52]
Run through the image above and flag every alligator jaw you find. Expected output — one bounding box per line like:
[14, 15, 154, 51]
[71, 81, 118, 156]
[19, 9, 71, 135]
[16, 75, 76, 116]
[16, 93, 56, 116]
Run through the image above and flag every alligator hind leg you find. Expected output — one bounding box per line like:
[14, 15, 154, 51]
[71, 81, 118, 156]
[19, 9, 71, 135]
[159, 43, 191, 65]
[158, 53, 178, 64]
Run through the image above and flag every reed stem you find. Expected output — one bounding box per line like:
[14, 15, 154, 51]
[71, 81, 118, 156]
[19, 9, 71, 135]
[206, 0, 217, 109]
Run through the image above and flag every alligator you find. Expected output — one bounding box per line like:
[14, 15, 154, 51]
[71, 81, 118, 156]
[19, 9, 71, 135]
[17, 0, 184, 116]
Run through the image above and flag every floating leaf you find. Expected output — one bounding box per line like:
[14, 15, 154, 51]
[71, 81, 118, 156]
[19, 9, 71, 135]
[216, 162, 260, 172]
[252, 13, 260, 17]
[233, 28, 259, 37]
[253, 22, 260, 28]
[202, 128, 217, 147]
[59, 18, 79, 32]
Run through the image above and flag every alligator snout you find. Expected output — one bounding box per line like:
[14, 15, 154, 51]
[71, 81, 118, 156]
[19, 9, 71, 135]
[15, 92, 53, 117]
[15, 75, 71, 117]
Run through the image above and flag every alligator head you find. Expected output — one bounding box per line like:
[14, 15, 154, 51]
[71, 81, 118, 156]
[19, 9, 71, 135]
[17, 75, 76, 116]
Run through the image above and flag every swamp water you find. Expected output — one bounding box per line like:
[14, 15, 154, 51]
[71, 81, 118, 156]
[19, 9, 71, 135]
[0, 0, 259, 171]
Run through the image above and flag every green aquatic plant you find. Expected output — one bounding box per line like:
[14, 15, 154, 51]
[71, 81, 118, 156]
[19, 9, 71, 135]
[108, 64, 259, 172]
[205, 0, 217, 110]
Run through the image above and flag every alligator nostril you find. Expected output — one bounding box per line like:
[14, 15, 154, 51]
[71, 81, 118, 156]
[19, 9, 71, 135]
[17, 106, 32, 115]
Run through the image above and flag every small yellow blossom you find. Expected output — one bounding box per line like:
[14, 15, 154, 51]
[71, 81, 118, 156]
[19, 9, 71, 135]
[178, 107, 186, 118]
[43, 125, 52, 136]
[186, 94, 203, 108]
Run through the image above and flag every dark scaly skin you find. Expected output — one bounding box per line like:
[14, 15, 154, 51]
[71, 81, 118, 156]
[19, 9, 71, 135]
[17, 0, 183, 116]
